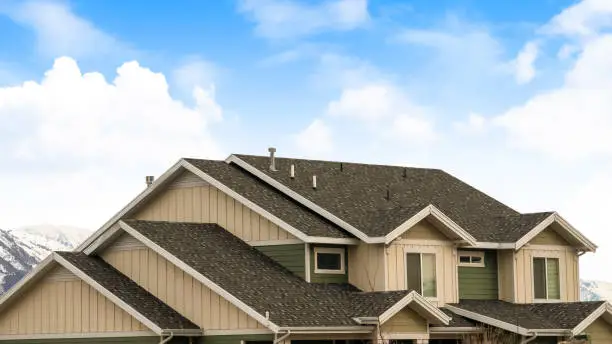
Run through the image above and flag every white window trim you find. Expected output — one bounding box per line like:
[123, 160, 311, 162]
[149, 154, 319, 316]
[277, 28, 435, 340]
[405, 252, 437, 299]
[533, 256, 561, 302]
[457, 251, 485, 267]
[314, 247, 345, 274]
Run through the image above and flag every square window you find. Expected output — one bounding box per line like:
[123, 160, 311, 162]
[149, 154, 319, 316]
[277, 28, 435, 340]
[314, 247, 345, 274]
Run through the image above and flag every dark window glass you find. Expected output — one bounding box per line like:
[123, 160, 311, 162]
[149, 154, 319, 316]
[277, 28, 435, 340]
[406, 253, 422, 293]
[459, 256, 471, 263]
[471, 256, 483, 264]
[316, 252, 342, 270]
[533, 258, 547, 299]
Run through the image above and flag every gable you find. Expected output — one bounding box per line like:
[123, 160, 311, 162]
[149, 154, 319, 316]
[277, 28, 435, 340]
[101, 233, 268, 331]
[529, 227, 571, 246]
[133, 172, 297, 244]
[400, 220, 448, 241]
[381, 307, 428, 334]
[0, 267, 148, 336]
[585, 318, 612, 343]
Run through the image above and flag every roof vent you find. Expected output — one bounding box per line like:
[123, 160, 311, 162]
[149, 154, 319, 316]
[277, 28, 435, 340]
[145, 176, 155, 187]
[385, 187, 390, 200]
[268, 147, 277, 171]
[312, 175, 317, 189]
[290, 164, 295, 178]
[403, 168, 407, 178]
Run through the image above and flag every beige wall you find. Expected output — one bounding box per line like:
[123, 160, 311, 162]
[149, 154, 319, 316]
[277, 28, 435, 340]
[530, 228, 571, 246]
[348, 242, 386, 291]
[585, 318, 612, 344]
[134, 171, 297, 244]
[386, 220, 458, 305]
[497, 250, 515, 302]
[381, 308, 428, 334]
[101, 233, 266, 330]
[0, 266, 147, 335]
[514, 245, 579, 303]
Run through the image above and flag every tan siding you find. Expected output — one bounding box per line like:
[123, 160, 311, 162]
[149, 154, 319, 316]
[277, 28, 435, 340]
[0, 267, 147, 335]
[381, 308, 428, 334]
[134, 177, 296, 244]
[497, 250, 515, 302]
[585, 319, 612, 344]
[514, 246, 579, 303]
[529, 228, 571, 246]
[348, 243, 386, 291]
[400, 220, 448, 240]
[101, 239, 265, 330]
[386, 230, 458, 305]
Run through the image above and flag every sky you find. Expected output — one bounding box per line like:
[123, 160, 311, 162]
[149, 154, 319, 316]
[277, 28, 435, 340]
[0, 0, 611, 280]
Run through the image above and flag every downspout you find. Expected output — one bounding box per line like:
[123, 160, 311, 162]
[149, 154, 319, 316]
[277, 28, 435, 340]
[520, 334, 537, 344]
[159, 332, 174, 344]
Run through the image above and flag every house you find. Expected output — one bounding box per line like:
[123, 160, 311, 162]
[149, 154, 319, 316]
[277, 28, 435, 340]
[0, 149, 611, 344]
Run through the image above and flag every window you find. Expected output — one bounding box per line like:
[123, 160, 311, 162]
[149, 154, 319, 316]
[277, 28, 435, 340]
[314, 247, 345, 274]
[406, 253, 437, 297]
[457, 251, 485, 267]
[533, 257, 560, 300]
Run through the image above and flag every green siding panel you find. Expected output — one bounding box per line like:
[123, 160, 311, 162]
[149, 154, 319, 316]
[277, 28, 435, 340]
[458, 250, 498, 300]
[310, 245, 348, 284]
[201, 334, 274, 344]
[256, 244, 306, 278]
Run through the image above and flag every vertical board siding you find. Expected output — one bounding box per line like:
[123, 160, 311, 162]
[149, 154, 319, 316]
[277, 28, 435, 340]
[458, 250, 498, 300]
[101, 241, 266, 330]
[586, 318, 612, 344]
[529, 228, 571, 246]
[310, 245, 348, 284]
[0, 268, 147, 335]
[498, 250, 515, 302]
[400, 221, 448, 240]
[514, 245, 579, 303]
[348, 243, 386, 292]
[255, 244, 306, 278]
[134, 172, 296, 244]
[381, 308, 428, 334]
[0, 338, 167, 344]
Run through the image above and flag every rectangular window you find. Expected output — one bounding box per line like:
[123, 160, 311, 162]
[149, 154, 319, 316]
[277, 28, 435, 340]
[457, 251, 486, 267]
[533, 257, 560, 300]
[314, 247, 345, 274]
[406, 253, 437, 298]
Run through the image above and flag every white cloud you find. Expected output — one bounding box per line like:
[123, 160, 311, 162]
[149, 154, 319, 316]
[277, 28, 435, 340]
[1, 1, 130, 59]
[543, 0, 612, 37]
[494, 34, 612, 160]
[238, 0, 369, 39]
[453, 113, 487, 134]
[294, 118, 333, 156]
[173, 57, 218, 95]
[0, 57, 224, 228]
[513, 41, 538, 84]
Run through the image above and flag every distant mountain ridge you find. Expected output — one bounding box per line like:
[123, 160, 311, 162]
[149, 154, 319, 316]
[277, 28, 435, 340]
[581, 279, 612, 302]
[0, 225, 91, 293]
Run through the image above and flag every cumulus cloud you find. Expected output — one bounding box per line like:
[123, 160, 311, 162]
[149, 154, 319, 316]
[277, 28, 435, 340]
[513, 41, 538, 84]
[238, 0, 369, 39]
[453, 113, 487, 134]
[294, 119, 334, 156]
[543, 0, 612, 37]
[0, 57, 224, 228]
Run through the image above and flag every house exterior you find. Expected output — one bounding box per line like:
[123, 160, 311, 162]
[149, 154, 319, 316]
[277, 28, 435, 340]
[0, 150, 611, 344]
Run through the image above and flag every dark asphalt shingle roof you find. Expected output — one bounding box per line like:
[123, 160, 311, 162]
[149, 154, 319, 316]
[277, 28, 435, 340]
[184, 159, 351, 239]
[432, 309, 477, 328]
[123, 220, 414, 327]
[233, 155, 554, 242]
[56, 252, 199, 331]
[448, 300, 605, 330]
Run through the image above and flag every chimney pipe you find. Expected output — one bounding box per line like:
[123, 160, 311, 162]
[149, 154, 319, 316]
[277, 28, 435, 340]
[290, 164, 295, 178]
[145, 176, 155, 187]
[312, 175, 317, 189]
[268, 147, 277, 171]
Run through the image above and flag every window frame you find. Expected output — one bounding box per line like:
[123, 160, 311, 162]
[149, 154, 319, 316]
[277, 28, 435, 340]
[405, 252, 438, 299]
[457, 250, 486, 267]
[313, 247, 345, 274]
[532, 256, 561, 302]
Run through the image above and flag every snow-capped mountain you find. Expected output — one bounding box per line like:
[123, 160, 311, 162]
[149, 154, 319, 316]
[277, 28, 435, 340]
[581, 280, 612, 302]
[0, 225, 91, 294]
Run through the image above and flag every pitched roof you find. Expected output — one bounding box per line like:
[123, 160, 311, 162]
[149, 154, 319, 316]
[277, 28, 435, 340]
[432, 309, 477, 328]
[55, 252, 199, 331]
[122, 220, 445, 327]
[184, 159, 351, 239]
[232, 154, 554, 242]
[447, 300, 605, 331]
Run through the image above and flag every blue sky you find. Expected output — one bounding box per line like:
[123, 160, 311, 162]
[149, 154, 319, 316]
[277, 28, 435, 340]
[1, 0, 612, 280]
